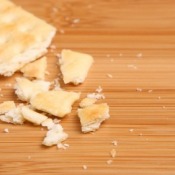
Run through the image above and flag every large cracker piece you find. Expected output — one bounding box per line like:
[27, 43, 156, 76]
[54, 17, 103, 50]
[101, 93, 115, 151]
[30, 90, 80, 118]
[20, 56, 47, 80]
[0, 0, 56, 76]
[14, 77, 50, 102]
[78, 103, 110, 133]
[60, 50, 94, 85]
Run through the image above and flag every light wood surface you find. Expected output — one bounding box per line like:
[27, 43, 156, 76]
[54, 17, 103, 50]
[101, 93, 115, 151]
[1, 0, 175, 174]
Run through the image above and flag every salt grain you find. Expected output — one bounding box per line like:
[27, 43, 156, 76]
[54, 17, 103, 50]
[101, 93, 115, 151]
[107, 74, 113, 78]
[107, 160, 113, 165]
[3, 128, 9, 133]
[110, 149, 117, 158]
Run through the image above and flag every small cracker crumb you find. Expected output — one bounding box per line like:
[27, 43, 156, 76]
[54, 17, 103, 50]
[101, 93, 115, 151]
[110, 58, 114, 62]
[158, 96, 161, 99]
[162, 106, 166, 109]
[107, 159, 113, 165]
[148, 89, 153, 93]
[111, 140, 118, 146]
[0, 94, 3, 97]
[106, 54, 111, 58]
[139, 133, 143, 136]
[50, 45, 56, 50]
[5, 83, 12, 87]
[136, 88, 142, 92]
[110, 149, 116, 158]
[87, 93, 105, 100]
[57, 143, 69, 150]
[107, 74, 113, 78]
[83, 165, 87, 170]
[129, 128, 134, 132]
[95, 86, 103, 93]
[45, 71, 50, 75]
[53, 118, 61, 124]
[136, 53, 142, 58]
[119, 53, 123, 56]
[27, 155, 31, 159]
[3, 128, 9, 133]
[72, 18, 80, 24]
[127, 64, 137, 69]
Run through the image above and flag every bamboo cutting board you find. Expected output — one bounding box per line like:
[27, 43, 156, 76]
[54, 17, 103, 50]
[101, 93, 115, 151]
[1, 0, 175, 174]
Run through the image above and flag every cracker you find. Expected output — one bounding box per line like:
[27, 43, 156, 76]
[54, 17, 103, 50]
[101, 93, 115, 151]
[30, 90, 80, 117]
[20, 56, 47, 80]
[78, 103, 110, 132]
[0, 0, 56, 76]
[59, 50, 94, 85]
[14, 77, 50, 102]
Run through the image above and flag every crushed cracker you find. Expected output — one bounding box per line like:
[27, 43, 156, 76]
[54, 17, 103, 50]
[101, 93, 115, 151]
[136, 88, 142, 92]
[95, 86, 103, 93]
[107, 160, 113, 165]
[112, 140, 118, 146]
[3, 128, 9, 133]
[83, 165, 87, 170]
[87, 93, 105, 100]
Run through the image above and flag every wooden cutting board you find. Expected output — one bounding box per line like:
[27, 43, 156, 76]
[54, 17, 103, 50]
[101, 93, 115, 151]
[1, 0, 175, 174]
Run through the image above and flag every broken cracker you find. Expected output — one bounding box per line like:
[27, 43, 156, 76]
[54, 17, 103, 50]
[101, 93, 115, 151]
[14, 77, 50, 102]
[59, 50, 94, 85]
[30, 90, 80, 117]
[0, 0, 56, 76]
[78, 103, 110, 133]
[20, 56, 47, 80]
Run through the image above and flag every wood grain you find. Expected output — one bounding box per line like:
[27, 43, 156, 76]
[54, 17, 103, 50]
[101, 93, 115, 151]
[1, 0, 175, 174]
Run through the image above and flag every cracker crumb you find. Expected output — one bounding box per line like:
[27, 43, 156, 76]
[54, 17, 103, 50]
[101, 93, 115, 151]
[129, 128, 134, 132]
[110, 149, 116, 158]
[106, 54, 111, 58]
[72, 18, 80, 24]
[52, 7, 58, 13]
[158, 96, 161, 99]
[139, 133, 143, 136]
[136, 88, 142, 92]
[3, 128, 9, 133]
[27, 155, 31, 159]
[148, 89, 153, 93]
[56, 53, 61, 59]
[83, 165, 87, 170]
[5, 83, 12, 87]
[119, 53, 123, 56]
[96, 86, 103, 93]
[162, 106, 166, 109]
[57, 143, 69, 150]
[136, 53, 142, 58]
[0, 88, 1, 91]
[0, 94, 3, 97]
[107, 74, 113, 78]
[53, 118, 61, 124]
[127, 64, 137, 69]
[111, 140, 118, 146]
[107, 160, 113, 165]
[59, 29, 65, 34]
[87, 93, 105, 100]
[110, 58, 114, 62]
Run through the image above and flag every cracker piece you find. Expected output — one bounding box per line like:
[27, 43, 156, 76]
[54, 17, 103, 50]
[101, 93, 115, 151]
[59, 50, 94, 85]
[78, 103, 110, 133]
[79, 98, 97, 108]
[30, 90, 80, 117]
